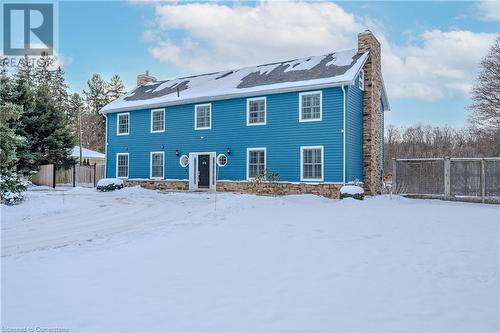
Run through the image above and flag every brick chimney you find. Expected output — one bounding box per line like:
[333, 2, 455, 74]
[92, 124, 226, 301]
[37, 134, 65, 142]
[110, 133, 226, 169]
[137, 70, 156, 86]
[358, 30, 382, 195]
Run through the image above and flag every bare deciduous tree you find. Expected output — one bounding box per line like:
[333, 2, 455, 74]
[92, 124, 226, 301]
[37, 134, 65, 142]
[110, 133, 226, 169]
[384, 124, 500, 173]
[469, 36, 500, 131]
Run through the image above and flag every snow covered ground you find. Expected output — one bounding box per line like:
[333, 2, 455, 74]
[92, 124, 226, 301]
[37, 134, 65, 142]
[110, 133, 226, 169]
[2, 186, 499, 332]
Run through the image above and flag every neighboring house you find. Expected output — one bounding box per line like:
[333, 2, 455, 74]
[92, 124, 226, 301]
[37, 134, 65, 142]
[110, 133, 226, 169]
[71, 146, 105, 165]
[100, 31, 390, 195]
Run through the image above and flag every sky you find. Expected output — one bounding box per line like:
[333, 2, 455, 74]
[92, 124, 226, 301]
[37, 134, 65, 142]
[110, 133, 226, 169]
[53, 1, 499, 127]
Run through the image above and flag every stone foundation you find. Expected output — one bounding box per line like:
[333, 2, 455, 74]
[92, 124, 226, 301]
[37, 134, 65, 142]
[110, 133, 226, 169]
[124, 180, 341, 199]
[124, 180, 189, 191]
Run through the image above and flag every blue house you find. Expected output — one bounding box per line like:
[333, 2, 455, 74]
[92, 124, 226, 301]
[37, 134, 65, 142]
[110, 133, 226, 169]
[100, 31, 390, 196]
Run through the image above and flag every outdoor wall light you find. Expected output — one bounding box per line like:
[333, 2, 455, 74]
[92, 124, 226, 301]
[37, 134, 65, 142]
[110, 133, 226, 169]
[227, 148, 231, 155]
[175, 149, 180, 156]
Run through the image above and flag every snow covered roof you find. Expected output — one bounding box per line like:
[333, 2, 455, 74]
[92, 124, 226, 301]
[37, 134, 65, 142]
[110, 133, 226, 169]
[71, 146, 105, 159]
[101, 49, 370, 114]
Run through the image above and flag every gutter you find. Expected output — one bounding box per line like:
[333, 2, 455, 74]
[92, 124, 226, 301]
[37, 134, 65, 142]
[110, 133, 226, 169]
[342, 84, 346, 185]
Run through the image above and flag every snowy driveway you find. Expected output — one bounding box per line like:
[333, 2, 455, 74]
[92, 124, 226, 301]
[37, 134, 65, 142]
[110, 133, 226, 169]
[2, 186, 499, 332]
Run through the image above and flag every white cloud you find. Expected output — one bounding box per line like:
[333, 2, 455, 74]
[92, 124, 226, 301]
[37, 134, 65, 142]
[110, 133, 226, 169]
[143, 2, 497, 101]
[477, 1, 500, 21]
[148, 2, 362, 72]
[382, 30, 497, 101]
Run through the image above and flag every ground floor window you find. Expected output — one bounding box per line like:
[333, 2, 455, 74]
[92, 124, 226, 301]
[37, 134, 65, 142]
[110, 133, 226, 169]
[117, 153, 129, 178]
[301, 146, 323, 181]
[247, 148, 266, 179]
[150, 152, 164, 179]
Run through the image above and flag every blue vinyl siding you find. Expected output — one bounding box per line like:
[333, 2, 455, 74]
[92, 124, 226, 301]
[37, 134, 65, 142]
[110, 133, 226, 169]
[345, 74, 364, 182]
[106, 87, 345, 182]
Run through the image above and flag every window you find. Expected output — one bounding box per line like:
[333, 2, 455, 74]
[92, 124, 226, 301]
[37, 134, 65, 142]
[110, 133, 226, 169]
[151, 109, 165, 133]
[359, 70, 364, 91]
[150, 152, 164, 179]
[217, 154, 228, 167]
[247, 148, 266, 179]
[195, 104, 211, 130]
[301, 146, 323, 181]
[299, 91, 322, 122]
[247, 97, 266, 125]
[117, 113, 129, 135]
[179, 155, 189, 167]
[116, 153, 129, 178]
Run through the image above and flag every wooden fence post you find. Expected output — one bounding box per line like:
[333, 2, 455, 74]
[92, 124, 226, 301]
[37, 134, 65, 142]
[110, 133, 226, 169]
[392, 158, 397, 192]
[72, 162, 76, 187]
[52, 164, 56, 188]
[444, 157, 450, 199]
[93, 163, 97, 187]
[481, 159, 485, 203]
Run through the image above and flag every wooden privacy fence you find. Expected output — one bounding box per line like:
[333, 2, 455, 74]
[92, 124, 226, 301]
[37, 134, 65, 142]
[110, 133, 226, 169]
[31, 163, 106, 188]
[392, 157, 500, 203]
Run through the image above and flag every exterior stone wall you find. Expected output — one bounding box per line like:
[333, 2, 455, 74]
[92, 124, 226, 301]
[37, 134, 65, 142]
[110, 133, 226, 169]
[358, 30, 383, 195]
[124, 180, 189, 191]
[124, 180, 341, 199]
[217, 181, 341, 199]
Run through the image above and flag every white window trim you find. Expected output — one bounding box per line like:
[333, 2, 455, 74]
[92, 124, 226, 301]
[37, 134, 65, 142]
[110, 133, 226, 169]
[246, 147, 267, 180]
[359, 70, 365, 91]
[300, 145, 324, 182]
[150, 151, 165, 180]
[150, 108, 165, 133]
[179, 154, 189, 167]
[246, 97, 267, 126]
[216, 153, 228, 167]
[116, 112, 130, 136]
[116, 152, 129, 179]
[194, 103, 212, 130]
[299, 91, 322, 122]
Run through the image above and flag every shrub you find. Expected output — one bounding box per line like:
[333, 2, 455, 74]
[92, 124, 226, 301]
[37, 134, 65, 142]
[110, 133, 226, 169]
[247, 170, 284, 196]
[0, 173, 27, 205]
[96, 178, 124, 192]
[340, 185, 365, 200]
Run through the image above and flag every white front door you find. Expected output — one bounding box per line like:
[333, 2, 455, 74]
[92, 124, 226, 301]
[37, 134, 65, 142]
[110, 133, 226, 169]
[189, 152, 216, 190]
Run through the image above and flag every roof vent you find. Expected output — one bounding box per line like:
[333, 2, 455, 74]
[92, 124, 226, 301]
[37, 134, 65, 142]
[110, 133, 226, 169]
[137, 70, 156, 86]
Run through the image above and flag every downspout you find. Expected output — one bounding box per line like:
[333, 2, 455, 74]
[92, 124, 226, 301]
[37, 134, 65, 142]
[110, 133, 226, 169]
[104, 115, 108, 178]
[341, 84, 346, 184]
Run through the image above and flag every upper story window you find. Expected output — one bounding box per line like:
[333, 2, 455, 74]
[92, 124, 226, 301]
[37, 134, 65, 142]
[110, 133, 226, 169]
[116, 153, 129, 178]
[151, 108, 165, 133]
[301, 146, 323, 181]
[195, 103, 211, 130]
[247, 148, 266, 179]
[299, 91, 322, 122]
[117, 113, 129, 135]
[150, 151, 164, 179]
[359, 70, 365, 91]
[247, 97, 266, 126]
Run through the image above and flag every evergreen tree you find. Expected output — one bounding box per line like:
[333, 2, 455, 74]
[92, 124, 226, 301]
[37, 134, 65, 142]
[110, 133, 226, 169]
[0, 57, 13, 103]
[50, 66, 70, 118]
[11, 55, 35, 112]
[0, 103, 26, 204]
[83, 74, 109, 151]
[107, 74, 126, 100]
[17, 85, 74, 172]
[12, 56, 36, 171]
[68, 93, 85, 158]
[34, 52, 54, 87]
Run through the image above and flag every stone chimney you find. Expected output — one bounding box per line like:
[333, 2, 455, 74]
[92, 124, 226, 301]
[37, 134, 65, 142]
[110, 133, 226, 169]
[137, 70, 156, 86]
[358, 30, 382, 195]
